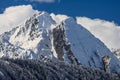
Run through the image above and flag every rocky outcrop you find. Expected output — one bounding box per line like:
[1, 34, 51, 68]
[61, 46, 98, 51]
[53, 22, 79, 65]
[53, 23, 65, 61]
[64, 43, 80, 65]
[112, 49, 120, 60]
[102, 55, 111, 73]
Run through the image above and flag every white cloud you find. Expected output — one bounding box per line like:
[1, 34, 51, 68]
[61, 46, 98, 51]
[0, 5, 37, 34]
[77, 17, 120, 50]
[30, 0, 60, 3]
[50, 13, 69, 24]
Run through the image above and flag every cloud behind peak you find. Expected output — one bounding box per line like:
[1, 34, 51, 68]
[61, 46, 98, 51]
[0, 5, 36, 34]
[77, 17, 120, 50]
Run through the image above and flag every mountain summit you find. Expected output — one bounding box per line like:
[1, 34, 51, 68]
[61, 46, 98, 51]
[0, 11, 120, 73]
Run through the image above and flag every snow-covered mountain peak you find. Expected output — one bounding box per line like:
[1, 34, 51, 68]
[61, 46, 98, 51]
[0, 11, 120, 73]
[9, 12, 56, 54]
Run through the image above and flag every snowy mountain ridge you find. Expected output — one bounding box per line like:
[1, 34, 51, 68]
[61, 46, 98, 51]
[0, 11, 120, 73]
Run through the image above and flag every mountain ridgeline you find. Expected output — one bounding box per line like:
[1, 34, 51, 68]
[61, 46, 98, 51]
[0, 11, 120, 74]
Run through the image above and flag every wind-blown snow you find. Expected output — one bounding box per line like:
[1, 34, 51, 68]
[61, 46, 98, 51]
[76, 17, 120, 50]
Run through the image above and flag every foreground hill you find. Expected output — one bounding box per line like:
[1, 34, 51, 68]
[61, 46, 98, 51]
[0, 58, 120, 80]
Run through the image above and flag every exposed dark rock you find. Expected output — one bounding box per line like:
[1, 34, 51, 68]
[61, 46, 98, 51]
[102, 55, 111, 73]
[29, 18, 39, 40]
[53, 22, 79, 65]
[53, 23, 65, 61]
[112, 49, 120, 60]
[64, 43, 80, 65]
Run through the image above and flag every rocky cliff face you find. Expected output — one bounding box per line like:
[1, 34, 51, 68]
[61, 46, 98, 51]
[53, 22, 79, 65]
[53, 23, 65, 61]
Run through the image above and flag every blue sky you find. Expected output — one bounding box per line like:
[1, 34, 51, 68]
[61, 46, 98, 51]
[0, 0, 120, 49]
[0, 0, 120, 24]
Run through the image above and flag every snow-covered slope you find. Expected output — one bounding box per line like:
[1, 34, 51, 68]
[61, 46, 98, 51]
[76, 17, 120, 60]
[0, 11, 120, 73]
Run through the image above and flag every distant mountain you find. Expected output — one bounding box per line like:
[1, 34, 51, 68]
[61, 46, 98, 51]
[0, 11, 120, 73]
